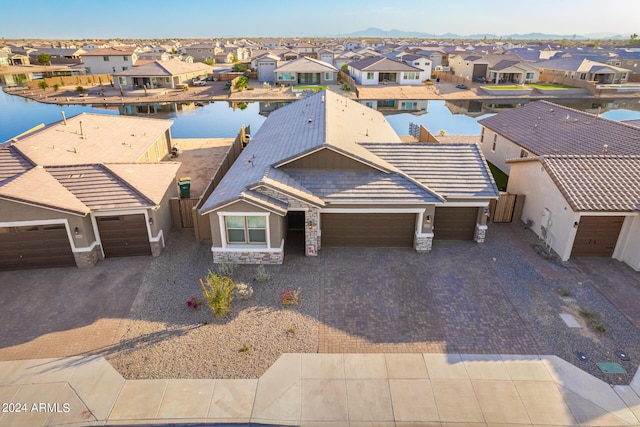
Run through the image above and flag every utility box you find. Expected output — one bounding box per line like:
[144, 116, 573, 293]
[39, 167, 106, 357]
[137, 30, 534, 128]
[178, 177, 191, 199]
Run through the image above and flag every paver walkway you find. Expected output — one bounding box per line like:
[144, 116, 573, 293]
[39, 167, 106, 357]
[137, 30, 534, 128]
[1, 353, 639, 426]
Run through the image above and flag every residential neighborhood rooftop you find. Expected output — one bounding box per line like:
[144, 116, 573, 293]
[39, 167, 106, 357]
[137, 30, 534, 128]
[478, 100, 640, 156]
[347, 56, 421, 72]
[114, 59, 211, 77]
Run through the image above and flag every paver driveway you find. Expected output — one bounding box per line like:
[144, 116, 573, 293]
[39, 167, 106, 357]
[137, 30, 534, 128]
[318, 241, 541, 354]
[0, 257, 150, 360]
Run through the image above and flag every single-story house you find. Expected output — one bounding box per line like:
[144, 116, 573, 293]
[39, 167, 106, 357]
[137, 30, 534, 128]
[273, 57, 338, 85]
[534, 57, 630, 84]
[113, 59, 211, 89]
[347, 57, 425, 85]
[255, 53, 281, 82]
[506, 155, 640, 270]
[488, 59, 540, 84]
[477, 100, 640, 175]
[0, 113, 181, 271]
[449, 53, 537, 83]
[197, 91, 498, 264]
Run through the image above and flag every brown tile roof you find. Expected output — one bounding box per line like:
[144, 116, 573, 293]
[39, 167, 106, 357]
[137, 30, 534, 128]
[0, 145, 34, 182]
[478, 101, 640, 156]
[347, 57, 421, 72]
[540, 155, 640, 212]
[114, 59, 211, 77]
[81, 47, 136, 56]
[105, 162, 181, 204]
[0, 167, 89, 215]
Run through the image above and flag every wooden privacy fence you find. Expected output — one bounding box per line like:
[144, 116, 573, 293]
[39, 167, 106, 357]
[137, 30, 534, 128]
[489, 192, 525, 223]
[27, 74, 113, 89]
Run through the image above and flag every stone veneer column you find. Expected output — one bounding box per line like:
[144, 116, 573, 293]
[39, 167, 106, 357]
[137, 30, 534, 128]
[304, 208, 320, 256]
[73, 246, 99, 268]
[414, 232, 434, 253]
[150, 241, 163, 257]
[475, 224, 488, 243]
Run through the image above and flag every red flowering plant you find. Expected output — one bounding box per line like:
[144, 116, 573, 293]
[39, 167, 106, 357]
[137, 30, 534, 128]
[280, 287, 302, 306]
[186, 297, 203, 311]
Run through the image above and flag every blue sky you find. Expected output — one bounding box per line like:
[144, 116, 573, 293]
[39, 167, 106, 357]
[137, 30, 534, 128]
[2, 0, 638, 39]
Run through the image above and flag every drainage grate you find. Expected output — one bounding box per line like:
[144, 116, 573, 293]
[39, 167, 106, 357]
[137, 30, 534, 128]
[616, 350, 631, 362]
[597, 362, 627, 374]
[576, 352, 588, 362]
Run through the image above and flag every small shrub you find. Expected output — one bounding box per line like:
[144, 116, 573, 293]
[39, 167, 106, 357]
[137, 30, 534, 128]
[438, 129, 446, 136]
[76, 85, 84, 93]
[280, 287, 302, 306]
[53, 83, 60, 92]
[183, 85, 189, 91]
[186, 296, 203, 311]
[239, 345, 249, 353]
[200, 270, 235, 318]
[38, 81, 49, 91]
[87, 77, 93, 84]
[235, 283, 254, 300]
[234, 76, 249, 90]
[286, 327, 296, 336]
[254, 265, 271, 283]
[559, 288, 572, 297]
[579, 309, 607, 334]
[341, 83, 351, 91]
[217, 262, 237, 277]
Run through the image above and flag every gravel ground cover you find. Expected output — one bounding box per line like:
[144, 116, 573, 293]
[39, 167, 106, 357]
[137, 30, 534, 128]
[106, 224, 640, 385]
[106, 229, 319, 379]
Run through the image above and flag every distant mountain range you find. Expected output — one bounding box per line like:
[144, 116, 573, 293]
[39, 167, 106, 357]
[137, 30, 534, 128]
[340, 27, 628, 40]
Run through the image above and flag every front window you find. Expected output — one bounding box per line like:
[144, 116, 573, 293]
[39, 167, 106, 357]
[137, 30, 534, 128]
[103, 56, 110, 61]
[403, 72, 419, 80]
[225, 216, 266, 244]
[118, 76, 127, 85]
[324, 72, 332, 80]
[277, 72, 296, 81]
[123, 56, 129, 61]
[366, 72, 374, 79]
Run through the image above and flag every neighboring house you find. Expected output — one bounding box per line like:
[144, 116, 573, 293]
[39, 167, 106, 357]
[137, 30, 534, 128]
[30, 48, 86, 65]
[506, 155, 640, 270]
[250, 49, 299, 69]
[273, 57, 338, 85]
[197, 91, 497, 265]
[488, 59, 540, 84]
[347, 57, 424, 85]
[477, 100, 640, 175]
[360, 99, 428, 114]
[0, 50, 8, 66]
[80, 47, 138, 74]
[8, 53, 30, 66]
[0, 114, 181, 271]
[295, 42, 317, 58]
[181, 43, 217, 62]
[534, 57, 629, 84]
[136, 51, 171, 62]
[317, 49, 335, 66]
[112, 59, 211, 89]
[255, 53, 281, 82]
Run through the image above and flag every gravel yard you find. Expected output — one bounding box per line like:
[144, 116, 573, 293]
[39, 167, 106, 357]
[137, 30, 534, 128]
[105, 224, 640, 384]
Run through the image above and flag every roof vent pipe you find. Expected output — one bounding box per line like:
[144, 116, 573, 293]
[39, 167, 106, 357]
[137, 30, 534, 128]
[602, 144, 608, 154]
[79, 121, 85, 139]
[61, 111, 67, 126]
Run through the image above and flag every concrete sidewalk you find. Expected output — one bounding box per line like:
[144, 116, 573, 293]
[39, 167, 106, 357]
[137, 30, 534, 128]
[1, 353, 639, 426]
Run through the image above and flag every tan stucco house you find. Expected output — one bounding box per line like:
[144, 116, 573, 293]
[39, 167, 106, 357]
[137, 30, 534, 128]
[198, 91, 498, 265]
[0, 114, 180, 271]
[507, 155, 640, 270]
[112, 59, 211, 90]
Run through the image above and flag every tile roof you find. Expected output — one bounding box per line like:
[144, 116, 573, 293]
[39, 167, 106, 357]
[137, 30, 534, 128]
[199, 91, 405, 214]
[284, 169, 442, 203]
[103, 162, 181, 204]
[361, 143, 499, 199]
[46, 164, 153, 210]
[540, 155, 640, 212]
[0, 145, 34, 182]
[347, 57, 421, 72]
[273, 56, 337, 73]
[478, 100, 640, 156]
[622, 119, 640, 128]
[113, 59, 211, 77]
[81, 47, 136, 56]
[11, 113, 173, 166]
[0, 167, 89, 215]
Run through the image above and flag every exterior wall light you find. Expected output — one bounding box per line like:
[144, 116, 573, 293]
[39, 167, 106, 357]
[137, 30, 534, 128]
[425, 215, 431, 225]
[74, 227, 80, 235]
[149, 217, 154, 225]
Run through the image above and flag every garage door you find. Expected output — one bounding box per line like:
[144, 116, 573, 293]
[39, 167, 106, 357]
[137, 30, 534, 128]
[433, 207, 478, 240]
[97, 215, 151, 258]
[258, 62, 276, 82]
[0, 224, 75, 270]
[321, 213, 415, 247]
[571, 216, 624, 257]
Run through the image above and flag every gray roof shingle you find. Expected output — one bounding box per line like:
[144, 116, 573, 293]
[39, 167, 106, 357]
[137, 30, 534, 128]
[478, 101, 640, 156]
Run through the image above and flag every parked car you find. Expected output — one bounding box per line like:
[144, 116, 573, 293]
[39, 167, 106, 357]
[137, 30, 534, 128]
[192, 79, 206, 86]
[455, 84, 468, 89]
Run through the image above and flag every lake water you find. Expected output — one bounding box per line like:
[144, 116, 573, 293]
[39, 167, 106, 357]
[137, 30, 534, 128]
[2, 89, 640, 142]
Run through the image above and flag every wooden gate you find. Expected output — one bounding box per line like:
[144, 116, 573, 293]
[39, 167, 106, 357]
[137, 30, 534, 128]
[489, 193, 525, 223]
[178, 198, 199, 228]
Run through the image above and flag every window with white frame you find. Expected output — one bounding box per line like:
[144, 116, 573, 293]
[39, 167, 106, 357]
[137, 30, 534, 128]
[225, 216, 267, 244]
[118, 76, 127, 85]
[366, 72, 374, 79]
[480, 127, 485, 143]
[403, 72, 419, 80]
[103, 56, 110, 61]
[123, 56, 129, 61]
[324, 72, 332, 80]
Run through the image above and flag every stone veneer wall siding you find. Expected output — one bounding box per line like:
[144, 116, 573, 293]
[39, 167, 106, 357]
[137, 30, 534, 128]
[253, 186, 321, 256]
[73, 246, 100, 268]
[213, 250, 284, 265]
[475, 224, 488, 243]
[414, 232, 434, 253]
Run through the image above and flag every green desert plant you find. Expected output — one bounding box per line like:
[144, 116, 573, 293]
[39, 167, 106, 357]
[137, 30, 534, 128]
[200, 270, 235, 318]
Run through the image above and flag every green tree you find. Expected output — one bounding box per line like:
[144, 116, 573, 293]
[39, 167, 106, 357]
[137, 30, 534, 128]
[232, 62, 247, 72]
[36, 53, 51, 66]
[341, 63, 348, 72]
[38, 80, 49, 90]
[234, 76, 249, 90]
[203, 58, 214, 66]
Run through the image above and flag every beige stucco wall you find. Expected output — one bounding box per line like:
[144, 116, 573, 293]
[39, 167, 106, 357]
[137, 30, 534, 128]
[507, 161, 578, 260]
[480, 128, 530, 175]
[148, 179, 179, 247]
[615, 215, 640, 271]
